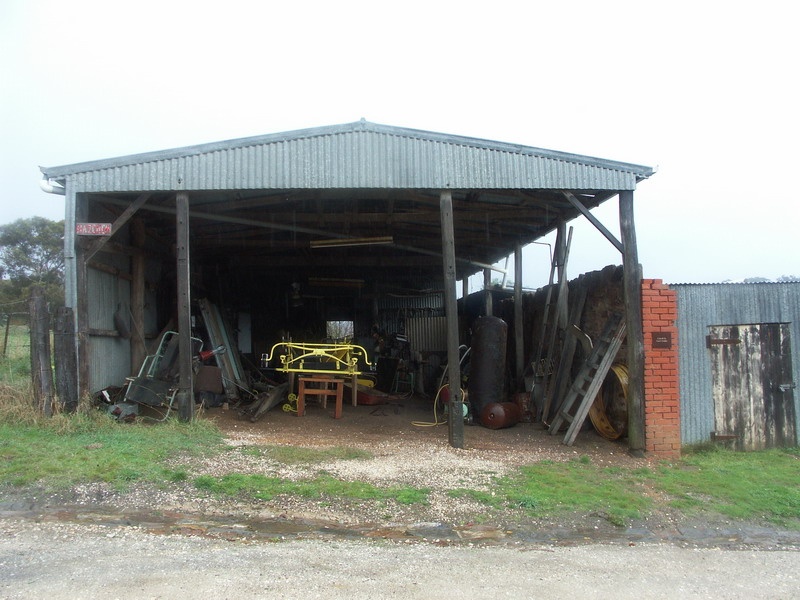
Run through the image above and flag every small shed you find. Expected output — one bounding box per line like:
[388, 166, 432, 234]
[672, 282, 800, 450]
[40, 120, 655, 450]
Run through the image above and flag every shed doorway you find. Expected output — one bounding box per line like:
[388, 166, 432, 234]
[708, 323, 796, 450]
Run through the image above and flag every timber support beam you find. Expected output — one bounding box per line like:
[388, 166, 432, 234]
[619, 189, 645, 454]
[440, 190, 464, 449]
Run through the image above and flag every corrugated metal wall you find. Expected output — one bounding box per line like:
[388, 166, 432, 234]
[87, 267, 131, 391]
[84, 202, 161, 392]
[671, 282, 800, 445]
[374, 293, 444, 337]
[406, 317, 448, 354]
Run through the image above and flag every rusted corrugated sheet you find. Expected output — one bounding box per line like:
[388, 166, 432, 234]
[405, 317, 448, 353]
[374, 293, 445, 344]
[377, 292, 444, 311]
[670, 282, 800, 445]
[45, 121, 652, 193]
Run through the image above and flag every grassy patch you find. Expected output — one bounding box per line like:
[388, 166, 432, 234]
[654, 446, 800, 525]
[239, 445, 372, 464]
[451, 448, 800, 528]
[0, 403, 224, 489]
[194, 472, 428, 504]
[452, 455, 653, 526]
[0, 324, 33, 387]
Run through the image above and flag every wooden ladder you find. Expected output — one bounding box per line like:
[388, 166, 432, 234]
[548, 312, 627, 446]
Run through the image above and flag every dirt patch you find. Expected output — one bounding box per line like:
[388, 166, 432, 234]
[191, 395, 663, 531]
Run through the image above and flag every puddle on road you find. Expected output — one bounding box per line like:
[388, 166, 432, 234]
[1, 502, 486, 545]
[2, 501, 799, 549]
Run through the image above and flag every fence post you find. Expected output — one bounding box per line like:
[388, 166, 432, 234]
[2, 313, 10, 358]
[54, 306, 78, 412]
[29, 286, 54, 416]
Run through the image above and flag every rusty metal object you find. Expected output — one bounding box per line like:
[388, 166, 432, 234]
[480, 402, 521, 429]
[589, 363, 628, 440]
[467, 316, 507, 417]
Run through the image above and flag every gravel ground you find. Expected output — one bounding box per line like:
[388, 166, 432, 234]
[2, 519, 799, 600]
[2, 398, 800, 598]
[21, 399, 656, 531]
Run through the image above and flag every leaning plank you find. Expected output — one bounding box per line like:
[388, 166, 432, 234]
[562, 319, 627, 446]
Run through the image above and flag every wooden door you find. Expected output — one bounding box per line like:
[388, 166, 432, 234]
[708, 323, 796, 450]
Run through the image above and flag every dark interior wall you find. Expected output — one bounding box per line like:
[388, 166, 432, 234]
[497, 264, 626, 394]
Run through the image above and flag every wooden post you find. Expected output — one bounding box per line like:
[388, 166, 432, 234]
[2, 313, 10, 358]
[54, 306, 78, 412]
[461, 277, 469, 342]
[29, 286, 54, 417]
[514, 243, 524, 390]
[176, 192, 194, 421]
[620, 190, 645, 454]
[483, 268, 493, 316]
[76, 240, 90, 398]
[130, 218, 147, 373]
[440, 190, 464, 449]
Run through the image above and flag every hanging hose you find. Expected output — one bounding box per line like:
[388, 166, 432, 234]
[588, 363, 629, 440]
[411, 384, 465, 427]
[436, 345, 470, 392]
[414, 345, 471, 427]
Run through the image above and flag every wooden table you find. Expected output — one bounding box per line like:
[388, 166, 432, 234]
[296, 375, 345, 419]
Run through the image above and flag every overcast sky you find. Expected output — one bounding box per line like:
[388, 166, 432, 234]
[1, 0, 797, 287]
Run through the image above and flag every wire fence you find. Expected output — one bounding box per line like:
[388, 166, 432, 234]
[1, 299, 32, 360]
[0, 306, 33, 389]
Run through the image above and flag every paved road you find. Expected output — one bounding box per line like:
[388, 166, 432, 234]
[2, 519, 799, 599]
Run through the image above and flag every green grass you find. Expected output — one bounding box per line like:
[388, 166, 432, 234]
[194, 472, 428, 504]
[199, 446, 422, 504]
[449, 448, 800, 528]
[451, 455, 653, 526]
[0, 417, 222, 489]
[2, 379, 799, 527]
[238, 444, 372, 463]
[0, 325, 34, 386]
[654, 446, 800, 525]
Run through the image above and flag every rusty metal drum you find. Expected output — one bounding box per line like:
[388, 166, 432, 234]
[480, 402, 521, 429]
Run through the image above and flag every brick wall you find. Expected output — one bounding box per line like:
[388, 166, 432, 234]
[642, 279, 681, 458]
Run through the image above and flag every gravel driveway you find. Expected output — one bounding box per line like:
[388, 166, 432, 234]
[2, 519, 799, 599]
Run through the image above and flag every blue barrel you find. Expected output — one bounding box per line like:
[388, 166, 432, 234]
[467, 316, 507, 417]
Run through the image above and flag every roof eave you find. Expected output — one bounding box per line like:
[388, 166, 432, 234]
[40, 120, 655, 183]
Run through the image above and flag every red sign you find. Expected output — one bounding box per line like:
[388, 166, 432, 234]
[76, 223, 112, 236]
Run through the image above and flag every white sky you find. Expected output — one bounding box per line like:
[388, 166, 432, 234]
[1, 0, 797, 287]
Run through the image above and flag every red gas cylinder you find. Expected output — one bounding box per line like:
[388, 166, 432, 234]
[480, 402, 521, 430]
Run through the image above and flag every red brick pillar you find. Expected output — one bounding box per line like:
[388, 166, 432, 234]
[641, 279, 680, 458]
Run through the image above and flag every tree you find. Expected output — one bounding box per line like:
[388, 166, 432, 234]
[0, 217, 64, 307]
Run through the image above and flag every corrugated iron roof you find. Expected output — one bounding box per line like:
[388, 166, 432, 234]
[41, 120, 654, 193]
[46, 120, 657, 302]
